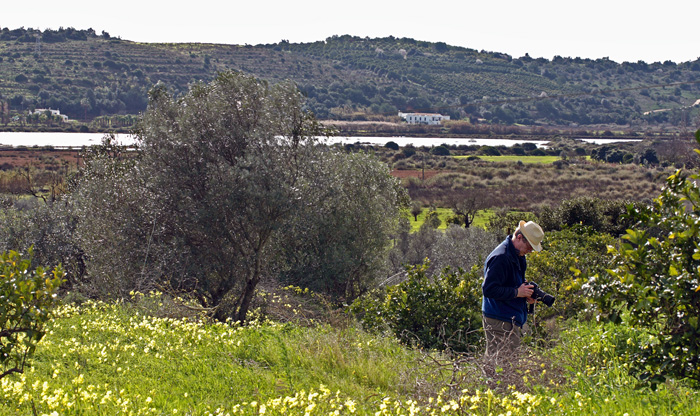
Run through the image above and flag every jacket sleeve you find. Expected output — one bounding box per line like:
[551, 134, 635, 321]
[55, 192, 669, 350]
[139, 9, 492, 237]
[482, 255, 517, 300]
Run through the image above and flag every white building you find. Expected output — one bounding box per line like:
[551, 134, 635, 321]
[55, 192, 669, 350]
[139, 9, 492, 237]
[31, 108, 69, 121]
[398, 111, 450, 125]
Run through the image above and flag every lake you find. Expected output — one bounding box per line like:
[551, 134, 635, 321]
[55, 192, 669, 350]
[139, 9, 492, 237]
[0, 132, 639, 148]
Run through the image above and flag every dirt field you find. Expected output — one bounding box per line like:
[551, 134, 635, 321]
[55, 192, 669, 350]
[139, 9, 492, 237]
[0, 148, 82, 171]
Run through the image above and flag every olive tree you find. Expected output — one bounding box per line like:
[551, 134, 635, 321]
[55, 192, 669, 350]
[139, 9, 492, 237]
[74, 72, 327, 322]
[277, 149, 408, 300]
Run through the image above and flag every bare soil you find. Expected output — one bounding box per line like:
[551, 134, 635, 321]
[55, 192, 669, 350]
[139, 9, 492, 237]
[0, 148, 82, 171]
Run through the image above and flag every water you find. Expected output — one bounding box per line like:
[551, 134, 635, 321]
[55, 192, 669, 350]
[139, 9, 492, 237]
[0, 132, 136, 148]
[0, 132, 638, 148]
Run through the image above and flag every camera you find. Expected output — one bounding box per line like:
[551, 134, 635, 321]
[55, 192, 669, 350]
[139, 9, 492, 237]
[525, 281, 555, 307]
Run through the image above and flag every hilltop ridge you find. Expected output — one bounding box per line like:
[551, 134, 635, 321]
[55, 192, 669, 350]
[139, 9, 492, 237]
[1, 27, 699, 131]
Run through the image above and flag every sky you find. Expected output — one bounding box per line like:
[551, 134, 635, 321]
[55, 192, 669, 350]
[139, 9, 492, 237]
[3, 0, 699, 64]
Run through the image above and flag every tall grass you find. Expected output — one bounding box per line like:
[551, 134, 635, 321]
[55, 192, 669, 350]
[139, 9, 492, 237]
[0, 294, 697, 415]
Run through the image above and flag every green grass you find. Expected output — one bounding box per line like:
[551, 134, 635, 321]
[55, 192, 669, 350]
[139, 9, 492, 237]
[409, 208, 493, 232]
[0, 294, 698, 415]
[453, 155, 561, 164]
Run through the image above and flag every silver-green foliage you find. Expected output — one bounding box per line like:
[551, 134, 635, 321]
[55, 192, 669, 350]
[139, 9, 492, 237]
[72, 72, 406, 321]
[75, 73, 325, 322]
[278, 149, 408, 300]
[388, 224, 499, 278]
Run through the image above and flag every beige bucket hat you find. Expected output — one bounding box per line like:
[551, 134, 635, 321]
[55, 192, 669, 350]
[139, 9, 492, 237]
[515, 220, 544, 252]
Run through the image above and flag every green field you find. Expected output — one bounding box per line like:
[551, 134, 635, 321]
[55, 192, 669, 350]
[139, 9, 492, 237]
[409, 208, 495, 232]
[453, 155, 561, 163]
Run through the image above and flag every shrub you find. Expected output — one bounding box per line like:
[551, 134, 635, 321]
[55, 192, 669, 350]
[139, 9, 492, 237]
[350, 262, 483, 352]
[384, 141, 399, 150]
[424, 209, 442, 229]
[486, 209, 538, 238]
[587, 131, 700, 386]
[0, 248, 64, 379]
[525, 226, 616, 322]
[538, 196, 635, 236]
[430, 145, 450, 156]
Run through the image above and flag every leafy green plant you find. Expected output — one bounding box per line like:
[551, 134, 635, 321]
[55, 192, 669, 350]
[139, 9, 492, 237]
[537, 196, 636, 236]
[525, 226, 616, 323]
[588, 130, 700, 386]
[350, 262, 483, 352]
[0, 248, 64, 379]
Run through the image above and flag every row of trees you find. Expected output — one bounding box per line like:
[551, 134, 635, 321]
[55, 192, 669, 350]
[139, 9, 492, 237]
[0, 27, 111, 42]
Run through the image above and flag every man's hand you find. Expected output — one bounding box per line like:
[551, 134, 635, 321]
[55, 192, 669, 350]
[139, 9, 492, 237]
[516, 283, 534, 298]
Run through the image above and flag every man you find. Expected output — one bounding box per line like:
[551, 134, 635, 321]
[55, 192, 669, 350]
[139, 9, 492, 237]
[482, 220, 544, 359]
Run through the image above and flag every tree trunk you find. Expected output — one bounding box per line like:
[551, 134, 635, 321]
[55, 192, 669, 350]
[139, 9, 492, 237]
[235, 275, 259, 323]
[235, 253, 262, 323]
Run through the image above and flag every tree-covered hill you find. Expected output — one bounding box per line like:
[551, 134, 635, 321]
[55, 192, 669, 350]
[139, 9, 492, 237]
[1, 27, 699, 128]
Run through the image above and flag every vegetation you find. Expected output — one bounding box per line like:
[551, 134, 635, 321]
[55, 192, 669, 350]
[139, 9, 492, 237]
[0, 293, 698, 415]
[456, 155, 561, 163]
[1, 51, 700, 414]
[1, 28, 700, 132]
[589, 134, 700, 386]
[0, 249, 64, 380]
[350, 263, 483, 352]
[68, 72, 406, 322]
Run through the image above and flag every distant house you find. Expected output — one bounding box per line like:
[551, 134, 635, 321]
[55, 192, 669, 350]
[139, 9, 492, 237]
[31, 108, 69, 121]
[398, 111, 450, 125]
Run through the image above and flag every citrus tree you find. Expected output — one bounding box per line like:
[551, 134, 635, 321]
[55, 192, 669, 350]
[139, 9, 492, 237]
[588, 130, 700, 386]
[350, 262, 483, 352]
[0, 248, 64, 379]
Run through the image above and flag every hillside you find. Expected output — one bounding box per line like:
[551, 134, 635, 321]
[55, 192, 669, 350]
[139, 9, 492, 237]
[1, 27, 700, 130]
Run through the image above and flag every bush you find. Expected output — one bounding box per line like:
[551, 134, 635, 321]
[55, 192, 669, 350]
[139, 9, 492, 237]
[0, 199, 84, 286]
[538, 196, 635, 236]
[350, 262, 483, 352]
[423, 209, 442, 229]
[587, 131, 700, 386]
[0, 248, 64, 379]
[525, 226, 616, 322]
[486, 209, 538, 238]
[430, 145, 450, 156]
[384, 141, 399, 150]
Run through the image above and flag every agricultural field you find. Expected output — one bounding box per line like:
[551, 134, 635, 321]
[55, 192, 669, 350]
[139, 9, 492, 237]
[453, 155, 562, 163]
[408, 208, 494, 231]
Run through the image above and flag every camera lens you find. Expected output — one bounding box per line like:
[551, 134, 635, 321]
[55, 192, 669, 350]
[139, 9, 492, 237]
[541, 294, 555, 307]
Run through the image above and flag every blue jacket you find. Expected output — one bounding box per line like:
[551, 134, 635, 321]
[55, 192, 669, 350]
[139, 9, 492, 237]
[482, 235, 528, 327]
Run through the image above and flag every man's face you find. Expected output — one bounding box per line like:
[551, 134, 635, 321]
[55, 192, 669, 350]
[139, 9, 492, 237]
[515, 233, 534, 256]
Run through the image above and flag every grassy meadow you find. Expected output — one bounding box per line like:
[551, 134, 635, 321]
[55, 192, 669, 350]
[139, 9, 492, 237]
[0, 292, 697, 415]
[452, 155, 562, 164]
[408, 208, 494, 231]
